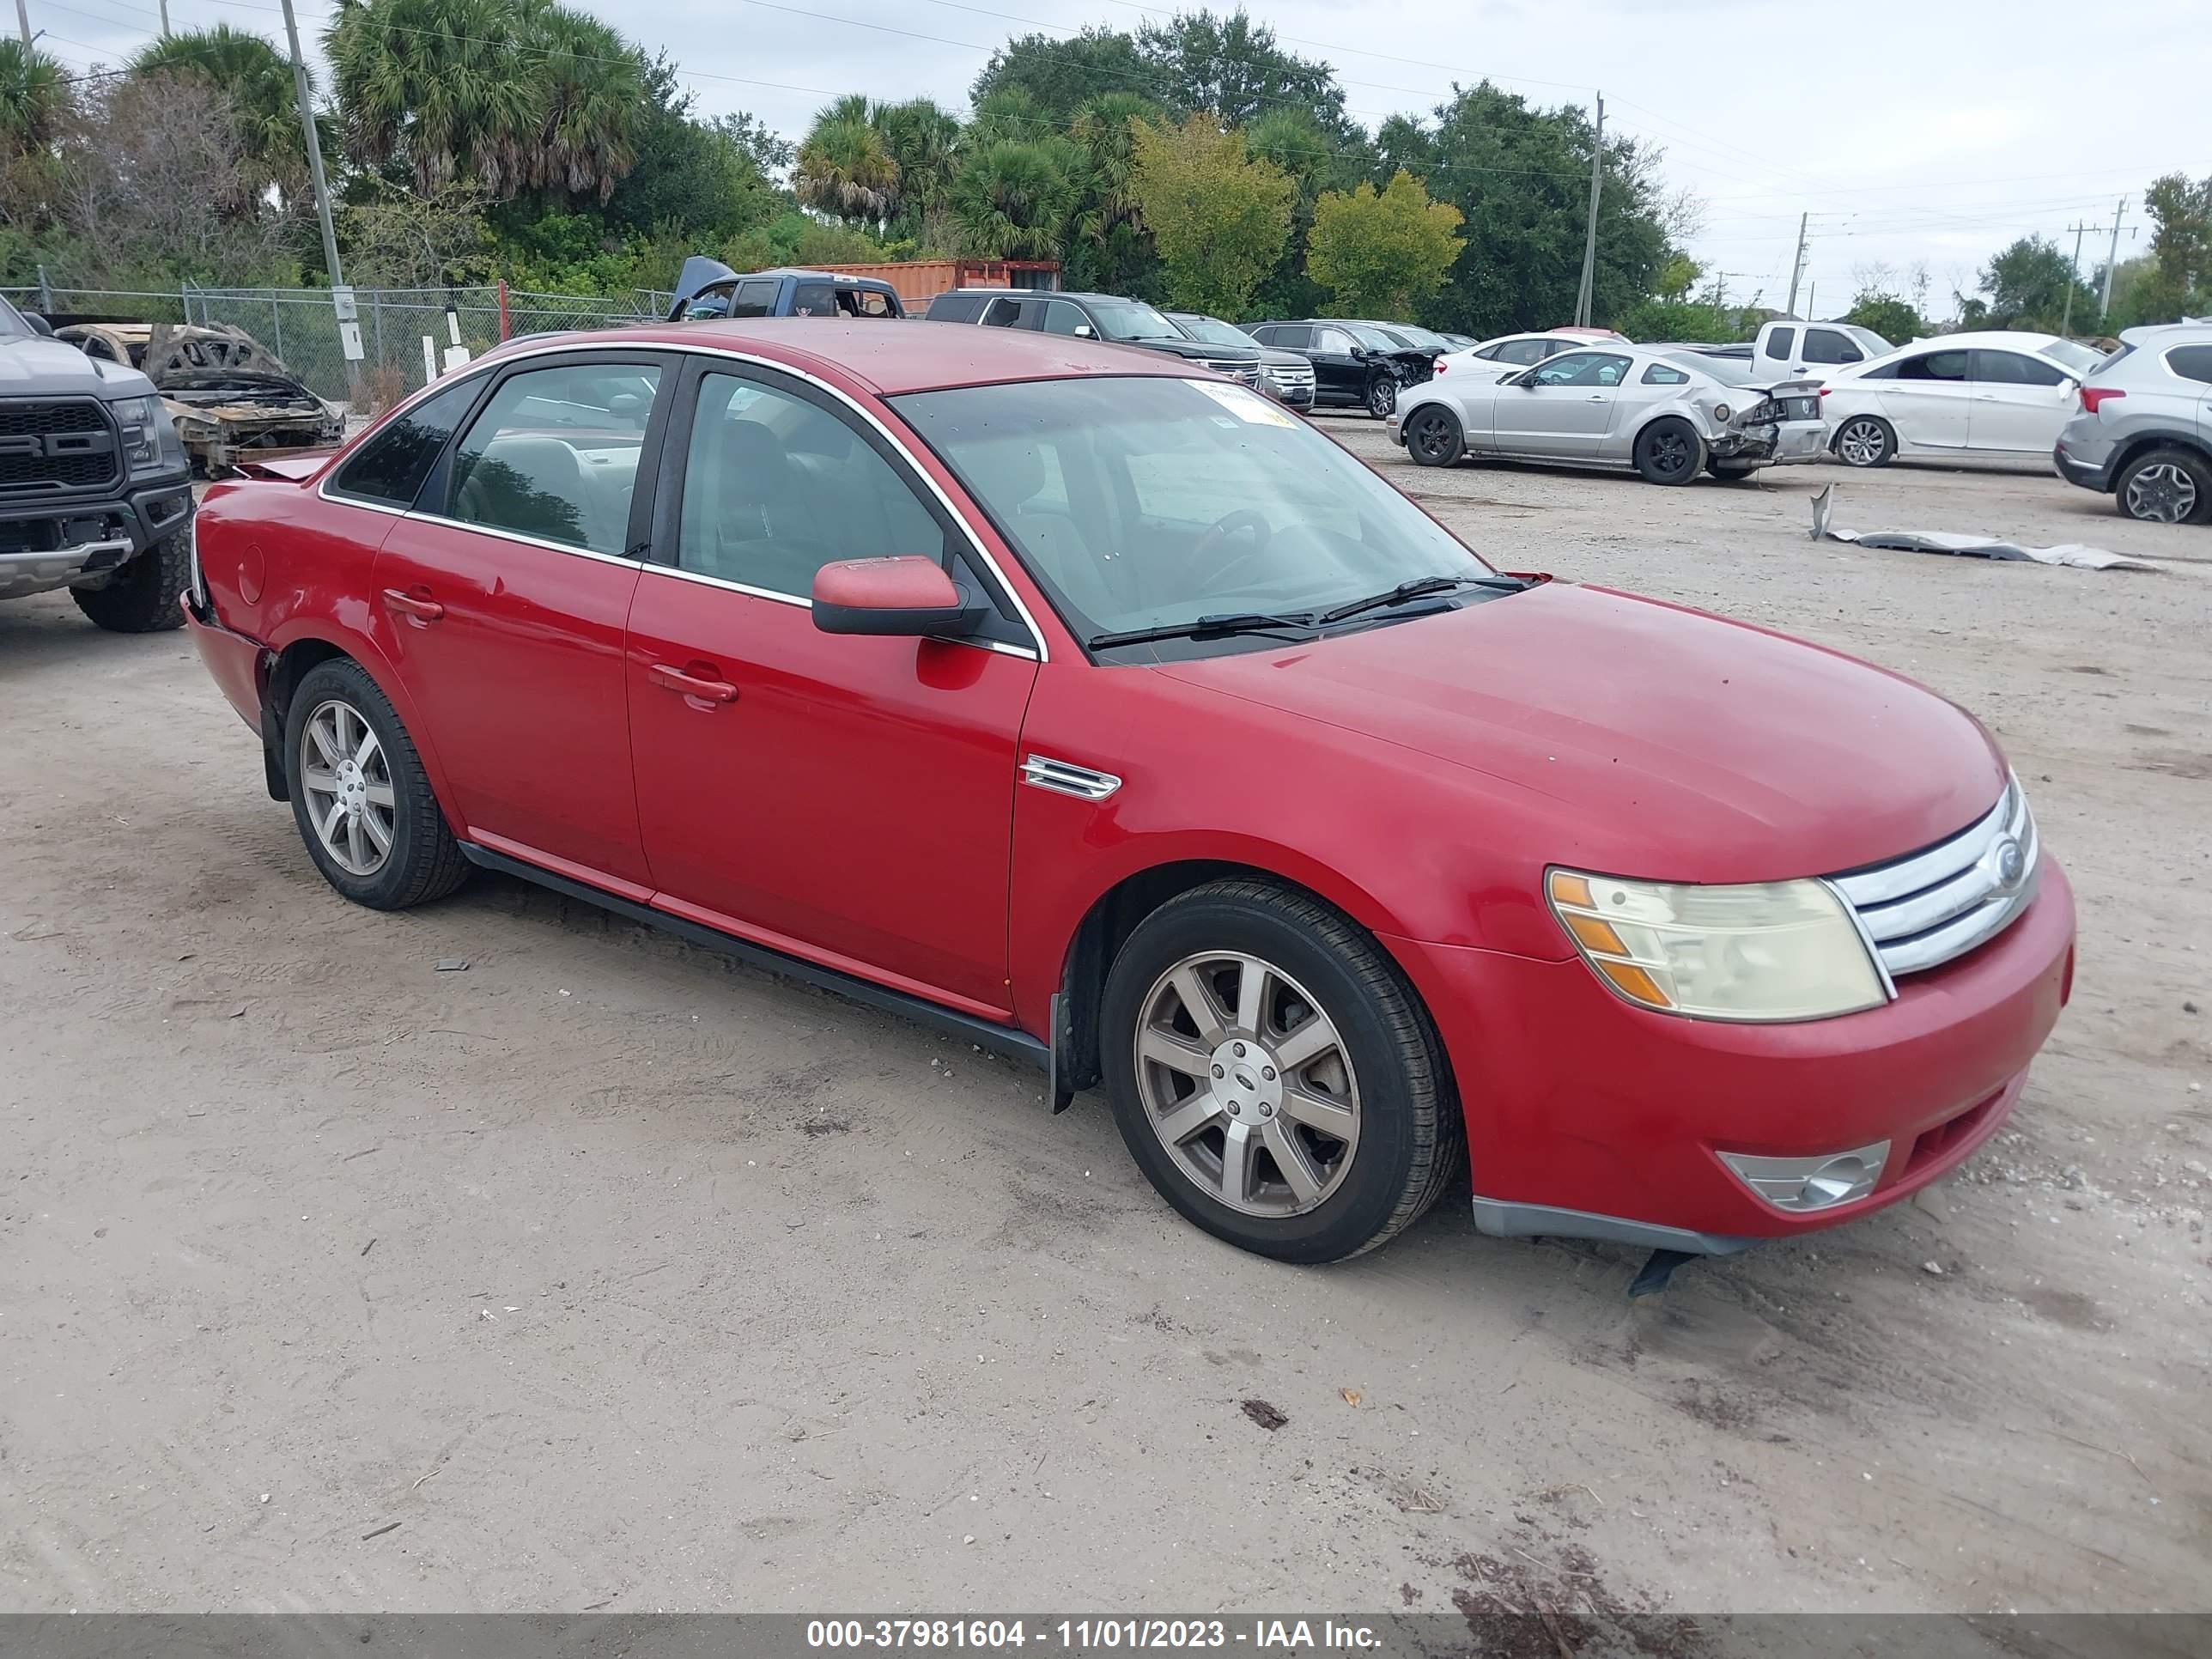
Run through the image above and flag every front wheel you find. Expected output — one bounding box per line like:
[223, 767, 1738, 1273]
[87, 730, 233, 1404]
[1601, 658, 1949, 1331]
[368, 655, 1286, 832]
[1366, 374, 1398, 419]
[2114, 447, 2212, 525]
[1833, 415, 1895, 468]
[1404, 404, 1464, 467]
[71, 527, 191, 633]
[1100, 879, 1463, 1264]
[284, 658, 470, 910]
[1633, 417, 1704, 485]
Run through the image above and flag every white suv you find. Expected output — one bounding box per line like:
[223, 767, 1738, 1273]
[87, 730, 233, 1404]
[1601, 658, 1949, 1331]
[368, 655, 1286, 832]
[2055, 324, 2212, 524]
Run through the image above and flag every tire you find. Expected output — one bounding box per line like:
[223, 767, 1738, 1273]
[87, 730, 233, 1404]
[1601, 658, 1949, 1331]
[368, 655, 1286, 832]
[70, 527, 191, 633]
[1365, 374, 1398, 420]
[1404, 404, 1464, 468]
[1632, 417, 1704, 486]
[1832, 415, 1895, 469]
[2112, 446, 2212, 526]
[1706, 459, 1761, 482]
[283, 658, 469, 911]
[1100, 878, 1463, 1264]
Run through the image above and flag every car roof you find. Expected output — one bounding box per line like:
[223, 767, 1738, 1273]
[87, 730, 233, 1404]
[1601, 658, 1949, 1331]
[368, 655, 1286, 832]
[2118, 321, 2212, 344]
[1879, 330, 2069, 355]
[483, 318, 1195, 397]
[750, 267, 898, 287]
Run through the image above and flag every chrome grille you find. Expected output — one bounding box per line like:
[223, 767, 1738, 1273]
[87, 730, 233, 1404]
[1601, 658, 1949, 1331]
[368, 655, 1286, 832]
[1264, 363, 1316, 393]
[1200, 358, 1262, 387]
[1829, 779, 2039, 978]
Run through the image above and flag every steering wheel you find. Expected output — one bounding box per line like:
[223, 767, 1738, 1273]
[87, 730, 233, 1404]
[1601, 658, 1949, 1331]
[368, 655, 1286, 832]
[1191, 508, 1273, 588]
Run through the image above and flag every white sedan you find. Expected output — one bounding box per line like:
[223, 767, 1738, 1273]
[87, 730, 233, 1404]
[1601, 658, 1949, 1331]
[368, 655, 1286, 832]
[1391, 344, 1826, 485]
[1819, 331, 2108, 467]
[1432, 329, 1627, 383]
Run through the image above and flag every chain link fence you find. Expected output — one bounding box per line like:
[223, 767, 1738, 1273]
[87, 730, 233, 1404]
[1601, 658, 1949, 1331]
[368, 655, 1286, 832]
[2, 283, 667, 409]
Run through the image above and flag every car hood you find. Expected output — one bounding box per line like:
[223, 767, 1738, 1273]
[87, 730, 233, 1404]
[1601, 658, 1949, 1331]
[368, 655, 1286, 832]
[1137, 337, 1260, 362]
[0, 335, 154, 397]
[1155, 580, 2005, 884]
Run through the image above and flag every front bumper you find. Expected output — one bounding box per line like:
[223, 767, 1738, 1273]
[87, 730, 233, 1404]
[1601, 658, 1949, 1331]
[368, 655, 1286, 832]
[0, 476, 195, 601]
[2054, 441, 2112, 492]
[1387, 858, 2075, 1250]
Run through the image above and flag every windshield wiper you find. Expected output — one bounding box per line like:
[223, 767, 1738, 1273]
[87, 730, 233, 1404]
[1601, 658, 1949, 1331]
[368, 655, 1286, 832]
[1318, 574, 1526, 625]
[1087, 611, 1317, 650]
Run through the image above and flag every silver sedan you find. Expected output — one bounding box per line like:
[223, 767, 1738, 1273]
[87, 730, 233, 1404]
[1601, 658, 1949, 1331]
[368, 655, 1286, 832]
[1390, 344, 1828, 484]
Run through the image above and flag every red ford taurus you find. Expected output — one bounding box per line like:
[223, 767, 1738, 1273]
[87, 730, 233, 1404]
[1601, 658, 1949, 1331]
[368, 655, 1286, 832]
[183, 321, 2075, 1265]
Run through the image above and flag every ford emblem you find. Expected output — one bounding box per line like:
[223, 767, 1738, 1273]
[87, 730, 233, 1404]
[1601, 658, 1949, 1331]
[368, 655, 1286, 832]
[1992, 836, 2027, 890]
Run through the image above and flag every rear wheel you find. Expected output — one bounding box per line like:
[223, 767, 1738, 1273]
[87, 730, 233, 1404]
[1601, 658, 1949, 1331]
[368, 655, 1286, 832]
[70, 528, 191, 633]
[1833, 415, 1895, 468]
[1101, 879, 1462, 1264]
[1633, 417, 1703, 485]
[1404, 404, 1464, 467]
[2113, 447, 2212, 525]
[1365, 374, 1398, 419]
[284, 658, 469, 910]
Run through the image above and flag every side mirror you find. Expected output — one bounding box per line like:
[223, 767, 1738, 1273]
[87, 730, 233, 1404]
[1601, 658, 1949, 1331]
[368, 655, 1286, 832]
[1073, 324, 1096, 338]
[23, 312, 52, 337]
[812, 556, 983, 639]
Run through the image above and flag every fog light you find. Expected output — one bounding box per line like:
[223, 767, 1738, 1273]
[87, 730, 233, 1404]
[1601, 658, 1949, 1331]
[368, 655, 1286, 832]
[1718, 1140, 1889, 1212]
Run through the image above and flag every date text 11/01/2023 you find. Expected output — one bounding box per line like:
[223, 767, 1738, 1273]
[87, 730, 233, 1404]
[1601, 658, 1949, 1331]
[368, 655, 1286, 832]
[806, 1620, 1382, 1650]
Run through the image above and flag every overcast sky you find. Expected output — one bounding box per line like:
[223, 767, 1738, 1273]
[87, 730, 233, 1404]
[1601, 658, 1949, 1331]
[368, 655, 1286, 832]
[35, 0, 2210, 317]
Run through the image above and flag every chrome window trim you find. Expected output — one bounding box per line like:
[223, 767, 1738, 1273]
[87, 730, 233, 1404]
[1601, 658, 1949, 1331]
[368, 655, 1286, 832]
[404, 511, 640, 566]
[315, 337, 1052, 662]
[635, 562, 1038, 660]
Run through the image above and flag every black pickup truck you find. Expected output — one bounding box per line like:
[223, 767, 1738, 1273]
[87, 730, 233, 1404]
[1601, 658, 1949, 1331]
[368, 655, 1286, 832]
[0, 295, 197, 632]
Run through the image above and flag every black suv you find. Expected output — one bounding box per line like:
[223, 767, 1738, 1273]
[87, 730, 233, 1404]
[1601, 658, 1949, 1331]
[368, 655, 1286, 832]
[923, 289, 1264, 387]
[1242, 320, 1437, 418]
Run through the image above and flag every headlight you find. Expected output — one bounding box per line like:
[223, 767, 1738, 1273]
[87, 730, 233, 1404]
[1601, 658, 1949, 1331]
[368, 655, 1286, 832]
[113, 395, 186, 476]
[1547, 868, 1887, 1022]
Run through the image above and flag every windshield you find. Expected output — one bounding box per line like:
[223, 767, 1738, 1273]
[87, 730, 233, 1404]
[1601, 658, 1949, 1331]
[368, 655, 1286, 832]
[894, 376, 1497, 651]
[2045, 338, 2106, 375]
[1090, 301, 1181, 343]
[1345, 325, 1406, 352]
[1842, 324, 1893, 355]
[0, 294, 34, 340]
[1170, 313, 1253, 348]
[1385, 324, 1451, 351]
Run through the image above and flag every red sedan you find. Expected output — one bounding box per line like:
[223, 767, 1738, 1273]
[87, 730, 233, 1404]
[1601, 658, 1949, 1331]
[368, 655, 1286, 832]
[184, 321, 2074, 1265]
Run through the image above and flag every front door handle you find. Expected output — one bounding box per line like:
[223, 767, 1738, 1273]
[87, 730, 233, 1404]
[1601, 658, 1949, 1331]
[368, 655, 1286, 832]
[381, 586, 444, 623]
[649, 663, 738, 704]
[1587, 393, 1607, 402]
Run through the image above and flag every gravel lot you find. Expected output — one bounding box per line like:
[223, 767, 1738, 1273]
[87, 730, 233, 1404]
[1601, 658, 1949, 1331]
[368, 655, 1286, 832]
[3, 436, 2208, 1620]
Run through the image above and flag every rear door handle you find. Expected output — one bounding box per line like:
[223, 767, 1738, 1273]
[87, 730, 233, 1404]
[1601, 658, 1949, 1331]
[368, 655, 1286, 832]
[381, 587, 443, 622]
[649, 663, 738, 704]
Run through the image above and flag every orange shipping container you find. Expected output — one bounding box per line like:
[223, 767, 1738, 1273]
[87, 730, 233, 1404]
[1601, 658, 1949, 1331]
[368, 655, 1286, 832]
[797, 259, 1060, 307]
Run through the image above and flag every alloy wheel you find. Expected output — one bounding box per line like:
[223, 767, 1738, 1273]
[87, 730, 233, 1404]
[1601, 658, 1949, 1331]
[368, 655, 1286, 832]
[1648, 426, 1694, 479]
[1837, 418, 1889, 467]
[1133, 951, 1362, 1218]
[1368, 378, 1397, 418]
[1407, 408, 1458, 465]
[2124, 462, 2198, 524]
[301, 698, 397, 877]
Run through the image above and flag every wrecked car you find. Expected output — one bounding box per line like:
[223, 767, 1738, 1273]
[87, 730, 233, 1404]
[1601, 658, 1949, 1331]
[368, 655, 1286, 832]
[57, 322, 345, 475]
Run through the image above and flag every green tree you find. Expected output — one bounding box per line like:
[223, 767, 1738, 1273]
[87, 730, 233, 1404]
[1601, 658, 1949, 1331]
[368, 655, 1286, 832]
[873, 98, 963, 235]
[1306, 169, 1462, 319]
[1135, 9, 1350, 137]
[950, 137, 1081, 258]
[795, 94, 898, 225]
[0, 38, 72, 153]
[1656, 253, 1702, 301]
[1128, 112, 1291, 315]
[602, 62, 780, 242]
[530, 3, 647, 201]
[1064, 89, 1159, 289]
[2129, 172, 2212, 323]
[1978, 236, 2075, 329]
[1611, 296, 1729, 343]
[130, 25, 314, 199]
[970, 27, 1158, 123]
[1842, 289, 1924, 346]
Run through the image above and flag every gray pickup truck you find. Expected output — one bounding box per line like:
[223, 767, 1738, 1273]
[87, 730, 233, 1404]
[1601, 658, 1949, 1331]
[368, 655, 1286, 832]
[0, 293, 197, 632]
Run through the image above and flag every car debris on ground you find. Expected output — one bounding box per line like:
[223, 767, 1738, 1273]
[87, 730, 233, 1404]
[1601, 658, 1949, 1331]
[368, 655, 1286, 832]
[1810, 484, 2161, 570]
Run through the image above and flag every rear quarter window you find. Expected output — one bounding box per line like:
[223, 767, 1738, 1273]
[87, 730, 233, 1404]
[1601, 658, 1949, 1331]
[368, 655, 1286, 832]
[2166, 344, 2212, 384]
[927, 293, 987, 323]
[1641, 362, 1690, 385]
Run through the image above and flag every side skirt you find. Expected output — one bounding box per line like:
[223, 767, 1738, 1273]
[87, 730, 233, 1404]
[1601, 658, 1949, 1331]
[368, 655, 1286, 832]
[460, 844, 1052, 1072]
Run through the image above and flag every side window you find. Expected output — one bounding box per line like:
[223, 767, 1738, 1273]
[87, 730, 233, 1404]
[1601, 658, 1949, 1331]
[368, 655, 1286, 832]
[1040, 300, 1092, 337]
[791, 282, 836, 317]
[1802, 328, 1861, 365]
[1497, 339, 1549, 365]
[1472, 343, 1501, 361]
[1972, 350, 2065, 386]
[1315, 328, 1354, 354]
[2168, 344, 2212, 384]
[682, 284, 735, 321]
[853, 289, 898, 318]
[1247, 325, 1277, 345]
[982, 295, 1032, 328]
[1533, 351, 1628, 387]
[927, 294, 985, 323]
[1894, 350, 1970, 383]
[1272, 325, 1311, 349]
[1585, 353, 1632, 387]
[330, 377, 482, 508]
[1765, 326, 1796, 360]
[1641, 362, 1691, 386]
[728, 280, 781, 319]
[445, 362, 660, 556]
[675, 371, 945, 600]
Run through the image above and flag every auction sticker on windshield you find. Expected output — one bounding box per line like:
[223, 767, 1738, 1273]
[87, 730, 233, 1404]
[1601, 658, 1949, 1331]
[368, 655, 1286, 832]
[1183, 379, 1297, 428]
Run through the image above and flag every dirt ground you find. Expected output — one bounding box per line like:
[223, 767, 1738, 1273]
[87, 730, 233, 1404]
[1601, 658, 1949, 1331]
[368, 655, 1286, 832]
[3, 438, 2209, 1620]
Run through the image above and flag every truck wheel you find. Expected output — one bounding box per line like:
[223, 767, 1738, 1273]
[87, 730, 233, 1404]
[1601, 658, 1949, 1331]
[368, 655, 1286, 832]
[1404, 404, 1464, 467]
[1833, 416, 1895, 468]
[71, 528, 191, 633]
[2114, 447, 2212, 525]
[1365, 374, 1398, 419]
[1633, 418, 1704, 485]
[1100, 878, 1463, 1264]
[284, 658, 469, 910]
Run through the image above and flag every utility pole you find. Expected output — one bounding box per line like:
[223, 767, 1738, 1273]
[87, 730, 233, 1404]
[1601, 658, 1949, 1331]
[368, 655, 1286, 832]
[158, 0, 169, 34]
[277, 0, 361, 401]
[1784, 212, 1809, 318]
[2062, 220, 2091, 337]
[1574, 92, 1603, 328]
[15, 0, 30, 47]
[2100, 197, 2126, 322]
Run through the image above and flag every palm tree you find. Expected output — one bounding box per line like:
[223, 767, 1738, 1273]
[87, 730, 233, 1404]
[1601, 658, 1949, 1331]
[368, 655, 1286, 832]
[1069, 91, 1157, 248]
[794, 94, 897, 226]
[872, 96, 960, 233]
[130, 25, 315, 198]
[0, 38, 71, 153]
[526, 1, 646, 202]
[949, 137, 1080, 260]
